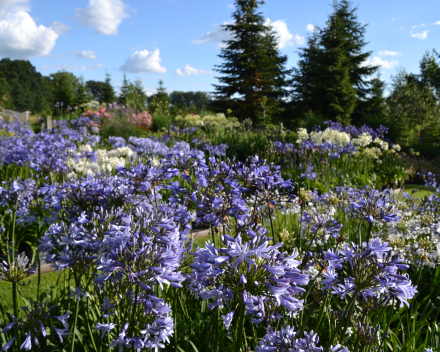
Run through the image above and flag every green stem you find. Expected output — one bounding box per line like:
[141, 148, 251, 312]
[267, 201, 278, 244]
[70, 299, 80, 352]
[304, 229, 319, 255]
[366, 221, 373, 243]
[11, 199, 19, 263]
[377, 298, 395, 352]
[130, 284, 140, 334]
[297, 300, 318, 337]
[232, 302, 246, 352]
[324, 290, 359, 352]
[81, 298, 97, 351]
[37, 252, 41, 301]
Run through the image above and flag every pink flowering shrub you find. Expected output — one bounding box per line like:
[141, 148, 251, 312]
[131, 111, 153, 130]
[83, 108, 112, 120]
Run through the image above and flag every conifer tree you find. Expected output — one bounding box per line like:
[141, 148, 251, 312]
[213, 0, 290, 123]
[291, 0, 380, 125]
[75, 76, 90, 106]
[118, 73, 130, 104]
[102, 73, 116, 103]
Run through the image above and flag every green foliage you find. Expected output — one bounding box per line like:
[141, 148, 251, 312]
[86, 80, 107, 103]
[75, 76, 91, 107]
[125, 78, 148, 112]
[147, 80, 169, 115]
[0, 58, 51, 114]
[99, 107, 149, 141]
[298, 110, 327, 131]
[169, 91, 211, 115]
[213, 0, 291, 123]
[386, 68, 440, 148]
[291, 0, 381, 125]
[49, 70, 79, 108]
[152, 113, 172, 132]
[103, 73, 116, 103]
[118, 73, 131, 105]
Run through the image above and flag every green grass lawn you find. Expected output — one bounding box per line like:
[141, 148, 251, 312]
[0, 270, 73, 313]
[402, 183, 435, 198]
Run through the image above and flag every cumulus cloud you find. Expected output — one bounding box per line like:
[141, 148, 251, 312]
[361, 56, 398, 69]
[378, 50, 402, 56]
[51, 21, 71, 35]
[174, 64, 212, 76]
[120, 49, 166, 74]
[74, 50, 97, 59]
[0, 0, 29, 18]
[411, 30, 429, 40]
[292, 33, 305, 46]
[435, 21, 440, 25]
[192, 22, 232, 44]
[265, 19, 298, 49]
[41, 63, 103, 71]
[0, 11, 58, 59]
[75, 0, 129, 35]
[306, 24, 316, 32]
[194, 19, 302, 49]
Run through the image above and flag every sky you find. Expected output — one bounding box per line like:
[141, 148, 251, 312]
[0, 0, 439, 96]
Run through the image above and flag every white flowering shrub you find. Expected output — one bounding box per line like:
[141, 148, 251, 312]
[66, 145, 135, 179]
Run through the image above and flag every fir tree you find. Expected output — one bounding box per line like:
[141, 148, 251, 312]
[291, 0, 380, 125]
[102, 73, 116, 103]
[75, 76, 90, 106]
[118, 73, 130, 104]
[212, 0, 290, 123]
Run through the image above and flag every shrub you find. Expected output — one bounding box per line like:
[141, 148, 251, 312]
[153, 113, 172, 132]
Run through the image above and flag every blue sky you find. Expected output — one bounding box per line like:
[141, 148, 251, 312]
[0, 0, 439, 96]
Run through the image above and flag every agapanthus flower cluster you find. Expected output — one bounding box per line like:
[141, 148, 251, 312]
[93, 201, 191, 349]
[0, 253, 36, 284]
[322, 238, 417, 308]
[188, 228, 309, 327]
[1, 301, 70, 351]
[348, 189, 400, 224]
[300, 208, 343, 246]
[255, 325, 349, 352]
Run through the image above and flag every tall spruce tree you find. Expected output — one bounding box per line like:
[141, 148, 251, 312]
[102, 73, 116, 103]
[212, 0, 290, 123]
[291, 0, 380, 125]
[75, 76, 90, 106]
[118, 73, 130, 104]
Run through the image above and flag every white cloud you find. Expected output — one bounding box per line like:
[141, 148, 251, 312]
[192, 22, 232, 44]
[226, 4, 235, 9]
[292, 33, 305, 46]
[411, 30, 429, 40]
[51, 21, 71, 35]
[378, 50, 402, 56]
[361, 56, 398, 69]
[0, 11, 58, 59]
[194, 19, 302, 49]
[0, 0, 29, 18]
[75, 0, 129, 35]
[74, 50, 97, 59]
[41, 63, 103, 71]
[435, 21, 440, 25]
[174, 64, 212, 76]
[265, 19, 297, 49]
[412, 23, 426, 29]
[120, 49, 166, 74]
[306, 24, 315, 32]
